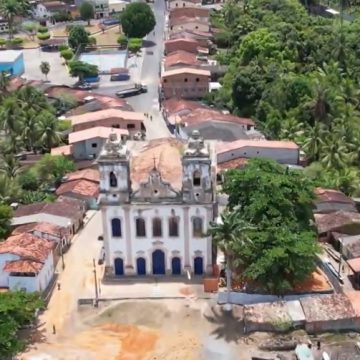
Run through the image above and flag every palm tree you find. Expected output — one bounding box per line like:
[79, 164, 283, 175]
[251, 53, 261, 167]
[39, 61, 50, 81]
[0, 174, 21, 203]
[20, 109, 39, 152]
[208, 210, 254, 310]
[0, 71, 10, 98]
[36, 111, 61, 151]
[0, 0, 29, 39]
[324, 167, 360, 196]
[0, 153, 21, 178]
[301, 121, 327, 162]
[0, 96, 21, 135]
[16, 86, 51, 113]
[279, 117, 304, 142]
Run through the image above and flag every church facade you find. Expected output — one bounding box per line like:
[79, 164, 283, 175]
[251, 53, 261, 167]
[97, 131, 216, 277]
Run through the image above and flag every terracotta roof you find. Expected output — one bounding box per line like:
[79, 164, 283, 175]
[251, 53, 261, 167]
[57, 195, 86, 209]
[162, 67, 210, 78]
[0, 233, 54, 262]
[12, 223, 37, 235]
[170, 30, 212, 40]
[165, 50, 199, 68]
[51, 145, 73, 156]
[56, 179, 99, 198]
[65, 168, 100, 183]
[314, 188, 354, 205]
[180, 108, 255, 127]
[3, 259, 44, 274]
[42, 1, 67, 10]
[69, 127, 129, 144]
[314, 211, 360, 234]
[347, 258, 360, 273]
[33, 222, 66, 236]
[216, 139, 299, 155]
[163, 98, 206, 116]
[300, 294, 356, 322]
[69, 109, 145, 126]
[217, 158, 248, 171]
[170, 16, 209, 27]
[165, 37, 199, 47]
[130, 138, 185, 191]
[14, 201, 82, 220]
[170, 7, 209, 19]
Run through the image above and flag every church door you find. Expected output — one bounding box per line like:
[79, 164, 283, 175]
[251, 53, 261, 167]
[137, 257, 146, 275]
[152, 250, 165, 275]
[194, 257, 203, 275]
[171, 257, 181, 275]
[114, 258, 124, 276]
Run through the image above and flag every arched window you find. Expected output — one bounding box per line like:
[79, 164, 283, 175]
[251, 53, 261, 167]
[136, 217, 146, 237]
[169, 216, 179, 237]
[111, 218, 121, 237]
[152, 217, 162, 237]
[109, 171, 117, 187]
[192, 217, 203, 237]
[193, 170, 201, 186]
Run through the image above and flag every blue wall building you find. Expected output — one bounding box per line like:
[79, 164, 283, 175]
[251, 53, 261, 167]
[0, 50, 25, 76]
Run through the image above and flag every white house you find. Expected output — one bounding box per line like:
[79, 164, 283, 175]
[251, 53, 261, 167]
[98, 131, 216, 277]
[168, 0, 202, 9]
[0, 233, 55, 292]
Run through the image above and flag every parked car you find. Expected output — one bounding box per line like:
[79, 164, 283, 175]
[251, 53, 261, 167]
[73, 81, 92, 90]
[102, 18, 120, 26]
[116, 84, 148, 98]
[110, 73, 130, 81]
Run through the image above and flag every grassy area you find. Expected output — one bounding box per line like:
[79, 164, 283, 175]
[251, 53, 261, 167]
[51, 24, 100, 37]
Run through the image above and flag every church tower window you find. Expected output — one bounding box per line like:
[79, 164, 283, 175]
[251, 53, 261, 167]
[111, 218, 122, 237]
[192, 217, 203, 237]
[193, 170, 201, 186]
[109, 171, 117, 187]
[152, 217, 162, 237]
[136, 218, 146, 237]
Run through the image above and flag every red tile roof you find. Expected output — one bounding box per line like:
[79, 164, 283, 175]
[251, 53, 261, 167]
[314, 188, 354, 205]
[314, 211, 360, 234]
[3, 260, 44, 273]
[51, 145, 73, 156]
[12, 222, 65, 237]
[66, 169, 100, 183]
[217, 158, 248, 171]
[12, 223, 37, 235]
[56, 179, 99, 198]
[163, 98, 206, 116]
[170, 16, 209, 27]
[69, 127, 129, 144]
[170, 7, 210, 19]
[165, 50, 199, 68]
[180, 108, 255, 127]
[347, 258, 360, 273]
[0, 233, 54, 262]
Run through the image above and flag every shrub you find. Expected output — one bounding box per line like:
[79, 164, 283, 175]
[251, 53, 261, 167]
[214, 31, 232, 48]
[128, 37, 142, 53]
[58, 43, 69, 51]
[60, 48, 74, 61]
[37, 25, 49, 33]
[18, 169, 40, 191]
[10, 38, 24, 46]
[89, 36, 96, 45]
[0, 38, 6, 47]
[57, 119, 72, 132]
[37, 32, 51, 40]
[53, 11, 72, 22]
[117, 34, 128, 47]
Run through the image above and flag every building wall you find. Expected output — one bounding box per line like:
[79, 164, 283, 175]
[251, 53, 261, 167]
[0, 253, 19, 287]
[162, 73, 209, 99]
[109, 1, 127, 12]
[217, 146, 299, 165]
[73, 118, 142, 132]
[73, 137, 106, 160]
[8, 252, 54, 292]
[0, 54, 24, 77]
[169, 0, 202, 9]
[102, 203, 213, 275]
[170, 21, 209, 33]
[32, 4, 52, 18]
[165, 40, 199, 55]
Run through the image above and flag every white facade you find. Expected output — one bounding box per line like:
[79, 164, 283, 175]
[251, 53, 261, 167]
[0, 252, 54, 292]
[98, 131, 216, 277]
[32, 4, 53, 18]
[169, 0, 202, 9]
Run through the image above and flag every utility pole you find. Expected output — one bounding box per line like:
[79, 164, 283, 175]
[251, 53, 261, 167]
[93, 258, 99, 307]
[59, 230, 65, 270]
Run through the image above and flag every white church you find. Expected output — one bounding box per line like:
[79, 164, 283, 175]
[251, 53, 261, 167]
[97, 130, 216, 277]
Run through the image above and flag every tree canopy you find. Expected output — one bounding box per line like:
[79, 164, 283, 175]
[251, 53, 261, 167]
[120, 2, 156, 38]
[0, 291, 44, 358]
[68, 60, 98, 80]
[221, 158, 320, 295]
[211, 0, 360, 195]
[68, 25, 90, 50]
[79, 1, 94, 26]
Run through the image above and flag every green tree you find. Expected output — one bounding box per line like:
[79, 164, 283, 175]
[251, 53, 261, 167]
[128, 37, 142, 54]
[79, 1, 94, 26]
[117, 34, 128, 47]
[0, 0, 29, 39]
[0, 203, 12, 239]
[0, 174, 21, 203]
[60, 48, 74, 62]
[222, 158, 320, 294]
[0, 96, 20, 135]
[68, 60, 98, 80]
[0, 291, 44, 358]
[39, 61, 50, 81]
[36, 111, 62, 151]
[68, 24, 90, 51]
[18, 168, 39, 191]
[0, 154, 21, 178]
[0, 71, 10, 98]
[120, 2, 156, 38]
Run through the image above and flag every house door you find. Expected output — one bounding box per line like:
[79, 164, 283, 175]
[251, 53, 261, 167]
[152, 250, 165, 275]
[137, 257, 146, 275]
[194, 257, 203, 275]
[171, 257, 181, 275]
[114, 258, 124, 275]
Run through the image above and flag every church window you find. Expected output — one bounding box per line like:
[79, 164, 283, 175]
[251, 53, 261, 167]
[192, 217, 203, 237]
[136, 218, 146, 237]
[110, 172, 117, 187]
[111, 218, 122, 237]
[193, 170, 201, 186]
[169, 216, 179, 237]
[152, 217, 162, 237]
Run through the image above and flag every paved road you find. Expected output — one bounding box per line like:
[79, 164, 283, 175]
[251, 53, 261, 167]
[94, 0, 170, 140]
